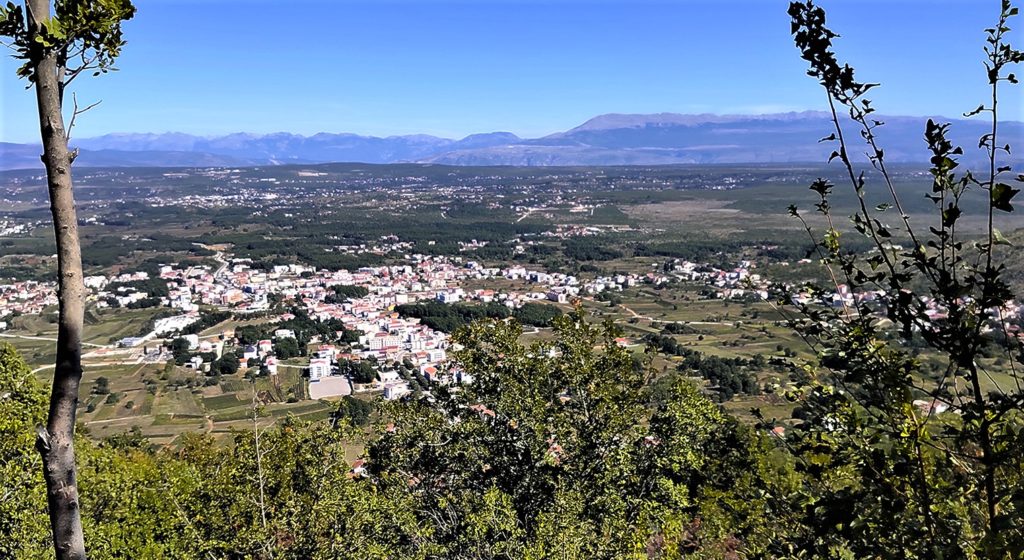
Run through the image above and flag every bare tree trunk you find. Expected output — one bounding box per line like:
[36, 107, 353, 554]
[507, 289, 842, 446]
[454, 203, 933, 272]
[27, 0, 89, 557]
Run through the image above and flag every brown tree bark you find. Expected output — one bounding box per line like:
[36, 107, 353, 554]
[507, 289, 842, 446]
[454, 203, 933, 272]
[26, 0, 89, 557]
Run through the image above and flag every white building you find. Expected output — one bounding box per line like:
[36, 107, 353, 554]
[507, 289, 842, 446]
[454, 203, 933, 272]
[378, 370, 401, 385]
[309, 358, 332, 381]
[153, 314, 200, 336]
[383, 382, 411, 400]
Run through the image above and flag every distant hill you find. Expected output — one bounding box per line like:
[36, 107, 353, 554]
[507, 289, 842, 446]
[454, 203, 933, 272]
[2, 112, 1020, 170]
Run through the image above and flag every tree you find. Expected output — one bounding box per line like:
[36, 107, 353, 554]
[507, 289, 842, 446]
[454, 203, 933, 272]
[339, 359, 377, 384]
[212, 354, 239, 376]
[274, 336, 301, 359]
[772, 1, 1024, 556]
[0, 2, 135, 557]
[512, 302, 563, 327]
[91, 376, 109, 395]
[0, 343, 51, 558]
[366, 309, 783, 557]
[169, 337, 191, 365]
[333, 395, 375, 427]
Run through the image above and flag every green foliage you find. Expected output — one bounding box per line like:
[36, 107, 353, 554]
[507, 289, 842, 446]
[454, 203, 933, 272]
[325, 284, 369, 303]
[367, 309, 784, 557]
[0, 0, 136, 82]
[677, 351, 761, 400]
[169, 336, 190, 365]
[396, 300, 563, 333]
[236, 307, 357, 349]
[91, 375, 110, 394]
[338, 358, 376, 384]
[512, 302, 563, 327]
[107, 277, 170, 299]
[562, 237, 624, 261]
[0, 340, 413, 557]
[395, 300, 512, 332]
[0, 343, 50, 559]
[645, 334, 765, 399]
[180, 310, 231, 335]
[273, 336, 301, 359]
[211, 353, 239, 376]
[775, 2, 1024, 557]
[333, 395, 375, 427]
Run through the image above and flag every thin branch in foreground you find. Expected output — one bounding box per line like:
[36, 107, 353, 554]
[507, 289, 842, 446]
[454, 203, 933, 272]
[66, 92, 101, 143]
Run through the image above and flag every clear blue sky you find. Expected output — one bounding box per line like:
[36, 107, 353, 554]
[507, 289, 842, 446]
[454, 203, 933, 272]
[1, 0, 1019, 143]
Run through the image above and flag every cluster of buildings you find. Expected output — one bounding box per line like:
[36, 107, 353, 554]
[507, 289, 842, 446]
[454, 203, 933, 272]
[158, 263, 265, 312]
[668, 259, 771, 301]
[240, 337, 280, 375]
[335, 235, 414, 257]
[144, 253, 670, 398]
[0, 219, 38, 237]
[537, 224, 635, 239]
[88, 271, 156, 309]
[0, 280, 58, 318]
[11, 232, 1021, 409]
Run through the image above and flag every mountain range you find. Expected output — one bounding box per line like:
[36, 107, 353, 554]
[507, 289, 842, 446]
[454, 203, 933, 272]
[2, 111, 1021, 170]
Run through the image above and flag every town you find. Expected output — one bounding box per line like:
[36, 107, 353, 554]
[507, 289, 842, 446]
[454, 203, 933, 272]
[2, 162, 1022, 446]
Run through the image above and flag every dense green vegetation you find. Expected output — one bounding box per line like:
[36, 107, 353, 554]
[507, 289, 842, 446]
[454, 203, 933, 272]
[0, 317, 792, 558]
[325, 284, 370, 303]
[233, 308, 361, 351]
[332, 395, 375, 427]
[395, 300, 563, 333]
[338, 358, 377, 384]
[9, 295, 1016, 557]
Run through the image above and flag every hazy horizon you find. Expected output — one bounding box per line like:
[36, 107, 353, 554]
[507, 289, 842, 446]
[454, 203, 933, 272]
[2, 0, 1019, 143]
[3, 109, 1022, 146]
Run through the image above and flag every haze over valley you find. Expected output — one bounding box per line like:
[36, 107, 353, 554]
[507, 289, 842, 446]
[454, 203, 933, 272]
[3, 111, 1020, 170]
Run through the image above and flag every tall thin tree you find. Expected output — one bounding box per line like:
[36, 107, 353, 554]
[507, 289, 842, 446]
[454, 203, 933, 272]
[0, 1, 134, 558]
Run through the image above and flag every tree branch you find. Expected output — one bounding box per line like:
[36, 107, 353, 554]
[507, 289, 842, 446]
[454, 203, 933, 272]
[65, 92, 100, 143]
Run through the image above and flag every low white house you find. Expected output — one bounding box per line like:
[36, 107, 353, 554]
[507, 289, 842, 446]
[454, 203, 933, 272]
[242, 345, 258, 361]
[274, 329, 296, 339]
[383, 382, 411, 400]
[309, 358, 332, 381]
[377, 370, 401, 386]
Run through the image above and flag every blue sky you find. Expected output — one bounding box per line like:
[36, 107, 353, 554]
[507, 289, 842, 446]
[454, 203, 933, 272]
[1, 0, 1019, 142]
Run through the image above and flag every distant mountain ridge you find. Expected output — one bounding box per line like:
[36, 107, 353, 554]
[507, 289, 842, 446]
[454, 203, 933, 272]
[2, 112, 1021, 170]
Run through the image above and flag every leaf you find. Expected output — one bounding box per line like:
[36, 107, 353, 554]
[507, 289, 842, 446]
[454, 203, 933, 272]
[809, 179, 833, 197]
[942, 206, 961, 228]
[964, 104, 986, 117]
[992, 182, 1020, 212]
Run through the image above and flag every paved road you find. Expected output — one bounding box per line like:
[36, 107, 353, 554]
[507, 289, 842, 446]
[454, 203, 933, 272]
[1, 333, 105, 348]
[516, 208, 537, 223]
[30, 360, 146, 375]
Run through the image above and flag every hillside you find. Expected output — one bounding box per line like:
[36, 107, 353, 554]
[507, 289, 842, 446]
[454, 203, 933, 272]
[3, 112, 1020, 170]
